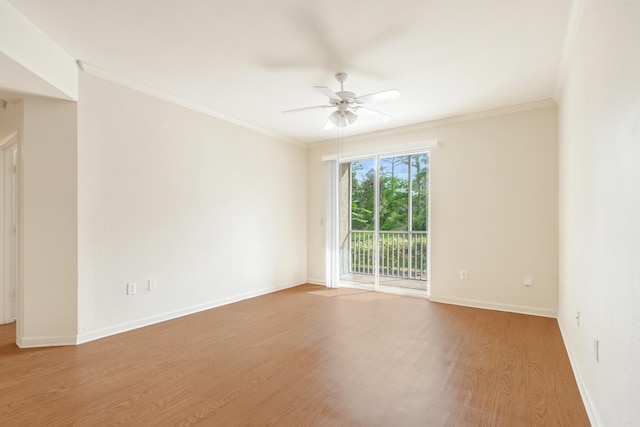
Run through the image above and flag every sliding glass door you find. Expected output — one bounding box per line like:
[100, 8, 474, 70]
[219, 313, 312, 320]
[339, 158, 376, 289]
[338, 152, 429, 294]
[377, 153, 429, 292]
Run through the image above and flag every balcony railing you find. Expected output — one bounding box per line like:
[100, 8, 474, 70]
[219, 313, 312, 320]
[350, 230, 428, 280]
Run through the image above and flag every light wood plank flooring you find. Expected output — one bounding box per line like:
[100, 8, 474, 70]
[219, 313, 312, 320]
[0, 284, 589, 426]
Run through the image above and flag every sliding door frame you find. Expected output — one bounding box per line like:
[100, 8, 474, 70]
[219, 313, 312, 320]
[324, 140, 436, 297]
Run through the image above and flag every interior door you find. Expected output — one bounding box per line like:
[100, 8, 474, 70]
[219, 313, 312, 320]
[8, 146, 17, 321]
[1, 141, 18, 324]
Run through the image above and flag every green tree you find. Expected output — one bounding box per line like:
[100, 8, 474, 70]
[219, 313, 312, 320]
[379, 156, 409, 230]
[411, 153, 429, 231]
[351, 162, 375, 230]
[349, 154, 428, 232]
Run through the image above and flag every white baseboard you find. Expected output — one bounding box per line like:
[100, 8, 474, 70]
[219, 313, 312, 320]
[306, 278, 326, 286]
[76, 281, 305, 345]
[17, 335, 78, 348]
[429, 295, 557, 318]
[557, 317, 601, 427]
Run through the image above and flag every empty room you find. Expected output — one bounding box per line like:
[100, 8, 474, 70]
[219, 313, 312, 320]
[0, 0, 638, 425]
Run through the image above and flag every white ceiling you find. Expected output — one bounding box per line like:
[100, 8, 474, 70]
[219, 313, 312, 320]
[5, 0, 573, 144]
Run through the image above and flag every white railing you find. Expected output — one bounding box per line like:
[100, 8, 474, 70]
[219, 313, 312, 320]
[350, 230, 428, 280]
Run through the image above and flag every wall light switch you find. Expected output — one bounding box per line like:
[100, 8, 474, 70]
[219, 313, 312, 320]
[148, 280, 156, 291]
[459, 270, 468, 280]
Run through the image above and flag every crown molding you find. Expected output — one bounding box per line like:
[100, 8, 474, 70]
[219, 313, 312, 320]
[77, 60, 557, 151]
[554, 0, 587, 101]
[76, 60, 305, 147]
[308, 98, 557, 148]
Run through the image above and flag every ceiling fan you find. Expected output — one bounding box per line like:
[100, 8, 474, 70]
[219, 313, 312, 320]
[282, 73, 401, 130]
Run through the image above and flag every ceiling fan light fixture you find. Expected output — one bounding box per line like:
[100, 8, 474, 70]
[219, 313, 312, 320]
[345, 110, 358, 124]
[329, 111, 348, 127]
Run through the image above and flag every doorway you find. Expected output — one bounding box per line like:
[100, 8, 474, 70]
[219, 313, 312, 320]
[1, 135, 18, 324]
[337, 151, 429, 295]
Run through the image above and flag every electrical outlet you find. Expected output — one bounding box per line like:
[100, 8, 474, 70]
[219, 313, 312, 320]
[148, 280, 156, 291]
[524, 275, 534, 286]
[127, 282, 137, 295]
[459, 270, 468, 280]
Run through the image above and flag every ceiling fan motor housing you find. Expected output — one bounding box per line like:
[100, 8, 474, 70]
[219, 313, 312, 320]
[336, 91, 355, 101]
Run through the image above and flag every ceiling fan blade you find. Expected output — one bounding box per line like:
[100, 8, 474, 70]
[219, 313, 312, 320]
[314, 86, 341, 101]
[282, 105, 331, 114]
[354, 107, 391, 122]
[355, 89, 401, 104]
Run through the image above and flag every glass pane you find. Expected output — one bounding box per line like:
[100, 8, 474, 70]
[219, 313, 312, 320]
[379, 156, 409, 231]
[350, 160, 375, 231]
[411, 153, 428, 232]
[410, 153, 429, 283]
[339, 160, 375, 288]
[378, 154, 428, 292]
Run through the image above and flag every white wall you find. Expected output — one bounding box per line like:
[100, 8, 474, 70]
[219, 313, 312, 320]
[77, 73, 307, 341]
[20, 98, 79, 346]
[308, 104, 559, 316]
[1, 99, 79, 345]
[558, 1, 640, 425]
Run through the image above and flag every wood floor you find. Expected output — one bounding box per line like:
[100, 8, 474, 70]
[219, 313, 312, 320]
[0, 284, 589, 426]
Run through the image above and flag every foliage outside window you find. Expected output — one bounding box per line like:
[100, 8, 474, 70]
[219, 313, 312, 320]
[350, 153, 428, 232]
